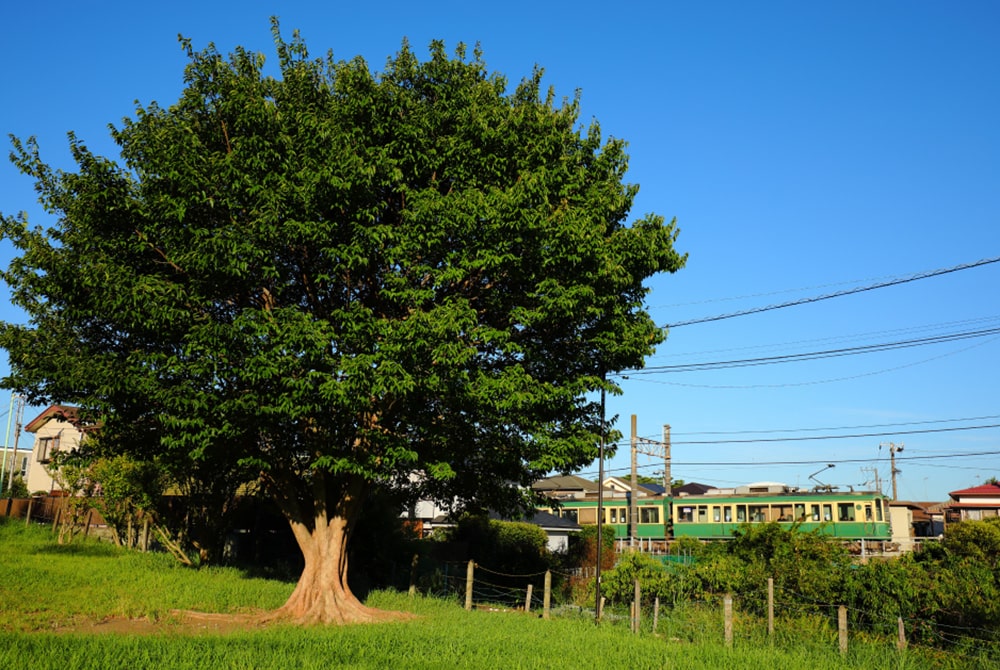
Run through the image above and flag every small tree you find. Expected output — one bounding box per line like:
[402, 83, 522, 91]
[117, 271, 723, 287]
[47, 452, 98, 544]
[0, 21, 685, 623]
[89, 454, 164, 549]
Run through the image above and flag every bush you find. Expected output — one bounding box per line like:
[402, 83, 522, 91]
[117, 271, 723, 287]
[1, 475, 29, 499]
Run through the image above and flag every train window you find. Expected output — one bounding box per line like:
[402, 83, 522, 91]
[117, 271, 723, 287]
[736, 505, 747, 523]
[724, 507, 732, 523]
[712, 506, 721, 523]
[678, 507, 693, 523]
[697, 506, 708, 523]
[640, 507, 659, 524]
[774, 504, 793, 522]
[837, 503, 855, 521]
[748, 505, 767, 522]
[810, 505, 820, 521]
[864, 506, 873, 522]
[875, 500, 883, 521]
[563, 509, 578, 523]
[823, 504, 832, 521]
[794, 504, 806, 522]
[579, 508, 597, 525]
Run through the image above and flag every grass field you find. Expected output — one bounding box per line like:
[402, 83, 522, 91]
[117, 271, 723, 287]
[0, 518, 991, 669]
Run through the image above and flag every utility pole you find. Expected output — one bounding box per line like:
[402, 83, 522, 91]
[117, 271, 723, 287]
[635, 422, 673, 540]
[630, 414, 638, 549]
[595, 385, 606, 625]
[663, 424, 672, 540]
[860, 466, 881, 494]
[0, 392, 13, 492]
[8, 396, 24, 491]
[881, 442, 904, 501]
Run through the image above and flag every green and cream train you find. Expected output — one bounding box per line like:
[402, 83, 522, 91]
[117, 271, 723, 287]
[542, 484, 892, 542]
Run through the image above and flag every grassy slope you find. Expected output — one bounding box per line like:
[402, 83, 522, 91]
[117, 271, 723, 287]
[0, 519, 985, 670]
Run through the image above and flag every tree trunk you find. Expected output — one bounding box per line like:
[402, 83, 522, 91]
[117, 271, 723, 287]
[269, 473, 408, 625]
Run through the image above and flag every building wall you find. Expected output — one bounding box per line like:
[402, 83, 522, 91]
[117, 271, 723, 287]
[0, 448, 32, 489]
[889, 506, 915, 551]
[26, 419, 84, 494]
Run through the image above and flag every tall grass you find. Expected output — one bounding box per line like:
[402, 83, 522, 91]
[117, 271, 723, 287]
[0, 519, 990, 669]
[0, 519, 290, 630]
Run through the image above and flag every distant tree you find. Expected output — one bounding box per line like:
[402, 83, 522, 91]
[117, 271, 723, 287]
[3, 474, 29, 499]
[0, 21, 685, 623]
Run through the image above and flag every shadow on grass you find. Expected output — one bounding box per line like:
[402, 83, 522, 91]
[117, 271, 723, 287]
[33, 542, 123, 558]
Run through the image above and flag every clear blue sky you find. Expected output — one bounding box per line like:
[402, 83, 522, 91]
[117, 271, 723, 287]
[2, 1, 998, 501]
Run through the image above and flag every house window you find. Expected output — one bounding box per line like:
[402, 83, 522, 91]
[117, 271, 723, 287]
[37, 435, 61, 462]
[18, 455, 27, 477]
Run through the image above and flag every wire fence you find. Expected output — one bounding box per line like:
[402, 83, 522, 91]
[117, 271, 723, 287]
[402, 551, 1000, 662]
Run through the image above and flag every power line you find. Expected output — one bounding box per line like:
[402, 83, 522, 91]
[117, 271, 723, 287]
[601, 421, 1000, 448]
[622, 334, 999, 388]
[662, 414, 1000, 437]
[625, 326, 1000, 374]
[647, 314, 1000, 362]
[577, 449, 1000, 478]
[662, 256, 1000, 329]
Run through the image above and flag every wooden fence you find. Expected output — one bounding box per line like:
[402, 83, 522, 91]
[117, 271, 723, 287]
[0, 495, 108, 533]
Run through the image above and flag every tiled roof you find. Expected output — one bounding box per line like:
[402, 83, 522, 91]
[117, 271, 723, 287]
[24, 405, 81, 433]
[948, 483, 1000, 498]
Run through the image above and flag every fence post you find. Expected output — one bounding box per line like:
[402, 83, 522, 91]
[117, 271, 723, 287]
[653, 596, 660, 635]
[632, 578, 641, 634]
[525, 584, 533, 613]
[767, 577, 774, 637]
[897, 616, 907, 651]
[543, 570, 552, 620]
[599, 596, 605, 622]
[465, 560, 474, 611]
[24, 497, 33, 526]
[724, 594, 733, 648]
[142, 517, 151, 552]
[83, 508, 93, 537]
[408, 553, 419, 597]
[838, 605, 848, 655]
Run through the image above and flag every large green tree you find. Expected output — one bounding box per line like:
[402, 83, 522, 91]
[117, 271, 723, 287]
[0, 22, 685, 623]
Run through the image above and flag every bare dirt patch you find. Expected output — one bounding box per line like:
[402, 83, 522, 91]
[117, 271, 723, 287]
[51, 610, 274, 636]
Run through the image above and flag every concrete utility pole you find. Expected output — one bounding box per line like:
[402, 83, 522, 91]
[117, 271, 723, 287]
[635, 422, 673, 540]
[595, 384, 606, 625]
[881, 442, 904, 501]
[630, 414, 638, 549]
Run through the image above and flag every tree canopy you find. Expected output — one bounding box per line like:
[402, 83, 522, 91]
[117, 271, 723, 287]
[0, 21, 685, 622]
